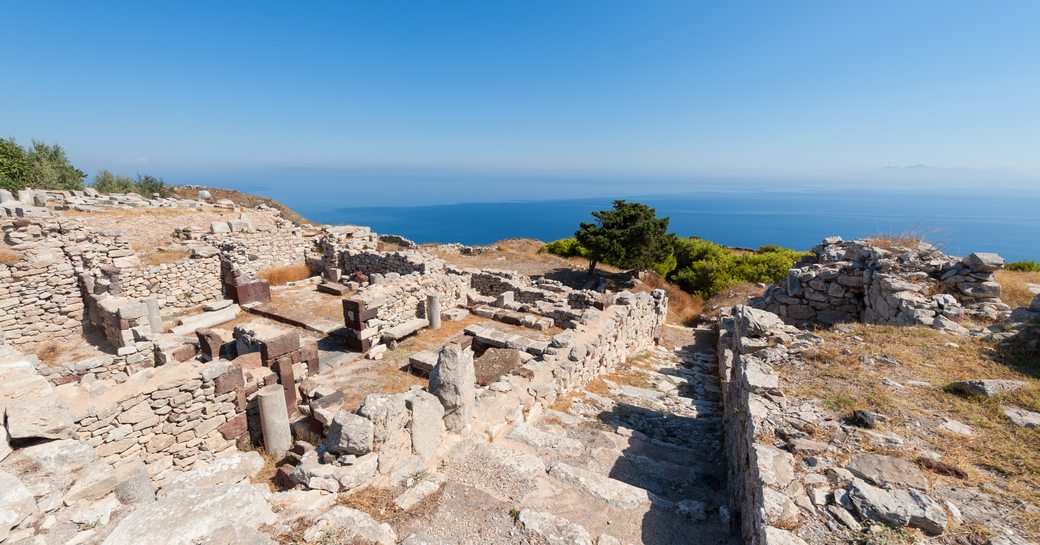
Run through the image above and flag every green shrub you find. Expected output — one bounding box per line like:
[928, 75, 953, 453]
[665, 237, 805, 298]
[653, 251, 677, 277]
[92, 171, 174, 198]
[541, 237, 589, 258]
[1007, 260, 1040, 272]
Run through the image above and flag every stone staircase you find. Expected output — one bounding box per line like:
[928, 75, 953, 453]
[406, 325, 739, 545]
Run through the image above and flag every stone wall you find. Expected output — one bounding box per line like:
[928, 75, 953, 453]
[59, 359, 248, 481]
[356, 271, 471, 329]
[122, 254, 223, 312]
[718, 306, 824, 545]
[0, 225, 83, 350]
[340, 250, 442, 277]
[758, 237, 1011, 333]
[210, 226, 311, 277]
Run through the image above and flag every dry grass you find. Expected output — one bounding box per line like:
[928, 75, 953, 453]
[996, 269, 1040, 310]
[132, 243, 190, 267]
[699, 282, 765, 324]
[35, 340, 64, 365]
[795, 323, 1040, 534]
[866, 232, 924, 250]
[335, 487, 402, 521]
[260, 263, 317, 286]
[0, 247, 22, 265]
[636, 273, 704, 326]
[170, 185, 312, 225]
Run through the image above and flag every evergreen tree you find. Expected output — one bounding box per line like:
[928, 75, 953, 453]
[575, 200, 672, 274]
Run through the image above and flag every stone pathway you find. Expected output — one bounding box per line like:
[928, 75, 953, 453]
[393, 325, 738, 545]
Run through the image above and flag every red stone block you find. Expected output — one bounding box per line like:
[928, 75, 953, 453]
[231, 281, 271, 305]
[260, 331, 300, 363]
[233, 351, 262, 370]
[214, 364, 245, 395]
[171, 344, 197, 362]
[218, 413, 248, 440]
[196, 328, 225, 362]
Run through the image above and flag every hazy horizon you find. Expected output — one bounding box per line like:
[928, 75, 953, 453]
[4, 1, 1040, 189]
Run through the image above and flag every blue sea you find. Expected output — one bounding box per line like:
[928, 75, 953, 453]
[209, 175, 1040, 261]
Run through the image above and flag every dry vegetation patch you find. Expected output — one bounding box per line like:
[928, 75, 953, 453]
[260, 263, 318, 286]
[132, 243, 190, 266]
[865, 233, 924, 250]
[794, 324, 1040, 533]
[0, 246, 22, 265]
[996, 269, 1040, 310]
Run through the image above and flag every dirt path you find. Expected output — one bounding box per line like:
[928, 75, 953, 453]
[391, 324, 738, 545]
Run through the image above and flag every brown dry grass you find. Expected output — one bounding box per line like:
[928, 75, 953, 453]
[996, 269, 1040, 310]
[0, 247, 22, 265]
[796, 324, 1040, 534]
[636, 273, 704, 326]
[35, 340, 64, 365]
[699, 282, 765, 324]
[866, 233, 924, 250]
[260, 263, 317, 286]
[132, 243, 190, 267]
[335, 486, 402, 521]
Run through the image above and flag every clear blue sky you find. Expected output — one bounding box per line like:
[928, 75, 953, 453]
[3, 1, 1039, 180]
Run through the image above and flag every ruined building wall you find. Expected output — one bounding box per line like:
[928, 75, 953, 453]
[758, 237, 1011, 331]
[210, 226, 311, 277]
[339, 249, 442, 277]
[63, 359, 248, 481]
[354, 271, 472, 329]
[718, 306, 819, 545]
[122, 254, 224, 311]
[0, 220, 87, 350]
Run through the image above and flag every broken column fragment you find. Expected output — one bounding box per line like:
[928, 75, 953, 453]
[428, 343, 476, 432]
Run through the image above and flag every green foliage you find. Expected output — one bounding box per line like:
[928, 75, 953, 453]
[91, 171, 173, 198]
[653, 251, 677, 277]
[26, 140, 85, 190]
[541, 237, 589, 258]
[0, 138, 32, 191]
[574, 200, 672, 273]
[1007, 260, 1040, 272]
[665, 237, 807, 298]
[0, 136, 86, 191]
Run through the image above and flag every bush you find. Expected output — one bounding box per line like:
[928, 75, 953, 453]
[1007, 260, 1040, 272]
[92, 171, 174, 198]
[541, 237, 589, 258]
[665, 237, 806, 298]
[26, 140, 85, 190]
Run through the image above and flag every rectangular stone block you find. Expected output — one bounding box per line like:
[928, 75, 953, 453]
[260, 331, 300, 363]
[230, 280, 271, 305]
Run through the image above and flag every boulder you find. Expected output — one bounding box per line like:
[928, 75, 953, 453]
[326, 410, 374, 455]
[516, 509, 593, 545]
[114, 461, 155, 505]
[290, 451, 378, 493]
[1032, 293, 1040, 311]
[4, 396, 74, 440]
[1003, 405, 1040, 429]
[949, 379, 1028, 398]
[302, 506, 396, 545]
[64, 463, 119, 504]
[846, 454, 928, 490]
[0, 470, 37, 543]
[847, 478, 946, 535]
[404, 389, 445, 460]
[738, 306, 786, 337]
[159, 452, 264, 497]
[357, 393, 409, 447]
[101, 484, 275, 545]
[19, 439, 96, 473]
[428, 343, 476, 432]
[962, 252, 1005, 272]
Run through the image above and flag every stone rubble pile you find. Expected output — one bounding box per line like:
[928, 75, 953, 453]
[758, 237, 1011, 333]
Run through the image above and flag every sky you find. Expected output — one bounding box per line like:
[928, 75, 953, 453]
[3, 1, 1040, 186]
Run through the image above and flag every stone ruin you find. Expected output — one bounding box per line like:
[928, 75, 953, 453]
[0, 189, 677, 544]
[1, 186, 1033, 545]
[757, 236, 1012, 334]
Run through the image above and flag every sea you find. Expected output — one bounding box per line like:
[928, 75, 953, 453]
[215, 176, 1040, 261]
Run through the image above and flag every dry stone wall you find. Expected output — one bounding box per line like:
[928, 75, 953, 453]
[122, 255, 223, 311]
[759, 237, 1011, 333]
[57, 359, 248, 481]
